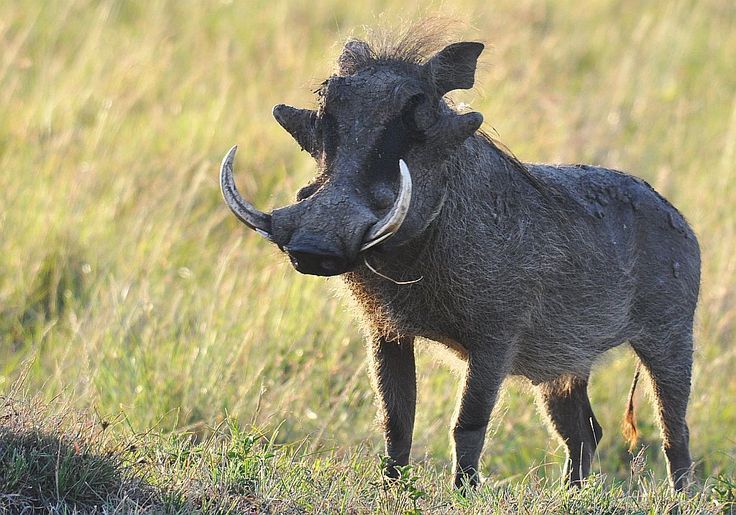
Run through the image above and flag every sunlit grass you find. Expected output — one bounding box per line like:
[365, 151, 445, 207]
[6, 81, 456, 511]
[1, 394, 732, 513]
[0, 0, 734, 508]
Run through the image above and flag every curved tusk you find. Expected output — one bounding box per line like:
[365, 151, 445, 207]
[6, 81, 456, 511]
[361, 159, 412, 251]
[220, 145, 273, 240]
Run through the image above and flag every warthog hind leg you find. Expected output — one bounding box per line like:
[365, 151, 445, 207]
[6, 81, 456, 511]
[537, 375, 603, 486]
[631, 328, 693, 491]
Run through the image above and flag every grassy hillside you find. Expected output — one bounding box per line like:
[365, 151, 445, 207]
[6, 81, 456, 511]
[1, 0, 735, 511]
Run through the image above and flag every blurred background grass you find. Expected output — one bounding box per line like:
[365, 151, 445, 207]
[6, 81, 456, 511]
[0, 0, 734, 486]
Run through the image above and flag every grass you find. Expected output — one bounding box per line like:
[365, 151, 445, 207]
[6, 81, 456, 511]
[1, 391, 734, 514]
[0, 0, 735, 512]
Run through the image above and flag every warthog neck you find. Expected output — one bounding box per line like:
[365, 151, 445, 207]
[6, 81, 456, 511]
[344, 133, 550, 340]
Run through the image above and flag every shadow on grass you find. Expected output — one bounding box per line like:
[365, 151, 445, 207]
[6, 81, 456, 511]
[0, 396, 162, 513]
[0, 394, 278, 514]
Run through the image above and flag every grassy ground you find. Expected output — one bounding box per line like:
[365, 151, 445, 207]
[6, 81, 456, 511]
[2, 392, 734, 513]
[1, 0, 735, 512]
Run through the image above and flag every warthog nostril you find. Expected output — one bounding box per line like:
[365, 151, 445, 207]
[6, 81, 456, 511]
[320, 258, 340, 273]
[284, 244, 352, 277]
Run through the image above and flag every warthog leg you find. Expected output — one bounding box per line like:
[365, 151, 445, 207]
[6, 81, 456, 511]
[631, 328, 694, 491]
[536, 376, 603, 486]
[368, 335, 416, 478]
[451, 347, 508, 489]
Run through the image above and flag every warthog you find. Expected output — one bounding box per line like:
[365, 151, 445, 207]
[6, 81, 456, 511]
[220, 34, 700, 491]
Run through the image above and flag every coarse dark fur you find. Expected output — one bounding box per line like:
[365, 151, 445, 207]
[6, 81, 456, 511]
[231, 28, 700, 491]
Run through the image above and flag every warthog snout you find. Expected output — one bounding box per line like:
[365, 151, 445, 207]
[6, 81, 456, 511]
[221, 145, 413, 277]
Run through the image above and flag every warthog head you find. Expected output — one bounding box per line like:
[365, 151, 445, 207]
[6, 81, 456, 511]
[221, 39, 484, 276]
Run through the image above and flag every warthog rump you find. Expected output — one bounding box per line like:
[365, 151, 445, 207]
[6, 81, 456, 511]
[220, 32, 700, 491]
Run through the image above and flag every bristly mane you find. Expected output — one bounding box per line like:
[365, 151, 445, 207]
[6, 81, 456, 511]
[342, 19, 457, 70]
[476, 130, 551, 198]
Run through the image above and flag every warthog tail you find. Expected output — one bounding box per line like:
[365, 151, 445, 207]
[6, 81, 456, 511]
[622, 360, 643, 451]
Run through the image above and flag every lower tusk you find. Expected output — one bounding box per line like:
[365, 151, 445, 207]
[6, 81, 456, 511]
[360, 159, 412, 251]
[361, 231, 395, 251]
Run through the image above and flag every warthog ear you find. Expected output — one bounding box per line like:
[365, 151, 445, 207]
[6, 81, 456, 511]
[423, 42, 484, 96]
[338, 39, 372, 75]
[272, 104, 319, 157]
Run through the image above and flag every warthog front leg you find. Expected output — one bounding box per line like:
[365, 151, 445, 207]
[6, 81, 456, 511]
[368, 335, 416, 478]
[452, 347, 508, 489]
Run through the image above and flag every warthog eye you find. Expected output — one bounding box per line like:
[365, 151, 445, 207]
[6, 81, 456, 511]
[401, 93, 429, 136]
[365, 94, 427, 184]
[314, 111, 339, 163]
[296, 175, 326, 201]
[296, 183, 319, 201]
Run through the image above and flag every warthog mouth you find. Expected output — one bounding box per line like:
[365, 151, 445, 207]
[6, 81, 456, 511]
[219, 145, 413, 256]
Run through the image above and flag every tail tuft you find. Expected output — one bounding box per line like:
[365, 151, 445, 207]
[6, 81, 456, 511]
[621, 361, 642, 451]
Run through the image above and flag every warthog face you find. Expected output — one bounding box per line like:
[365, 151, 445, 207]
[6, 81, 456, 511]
[221, 40, 485, 276]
